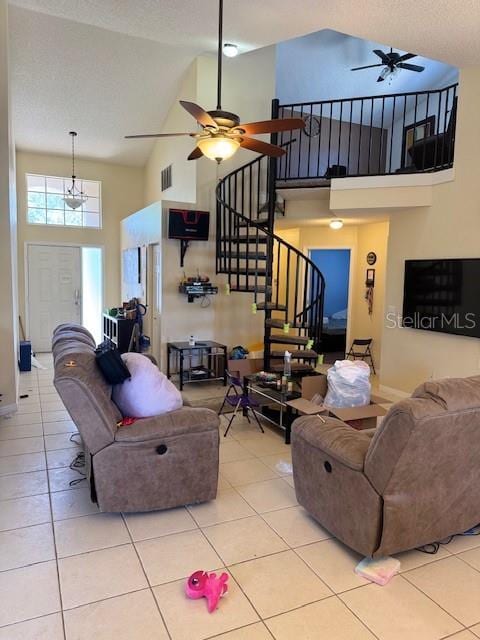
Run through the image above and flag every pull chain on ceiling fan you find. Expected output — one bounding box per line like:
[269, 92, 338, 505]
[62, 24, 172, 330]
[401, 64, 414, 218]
[125, 0, 305, 162]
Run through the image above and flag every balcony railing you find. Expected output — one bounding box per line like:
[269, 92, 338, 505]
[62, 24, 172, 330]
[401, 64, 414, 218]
[275, 83, 458, 183]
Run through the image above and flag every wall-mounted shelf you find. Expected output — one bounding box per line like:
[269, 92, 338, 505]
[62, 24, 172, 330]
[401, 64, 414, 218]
[179, 282, 218, 303]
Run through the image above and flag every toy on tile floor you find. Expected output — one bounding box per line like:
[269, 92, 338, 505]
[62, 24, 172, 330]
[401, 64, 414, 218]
[185, 570, 229, 612]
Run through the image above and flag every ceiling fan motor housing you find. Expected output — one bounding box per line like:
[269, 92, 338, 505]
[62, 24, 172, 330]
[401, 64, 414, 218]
[208, 110, 241, 129]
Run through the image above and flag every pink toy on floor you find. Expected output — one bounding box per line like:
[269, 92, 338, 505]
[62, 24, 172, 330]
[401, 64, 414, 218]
[185, 571, 229, 613]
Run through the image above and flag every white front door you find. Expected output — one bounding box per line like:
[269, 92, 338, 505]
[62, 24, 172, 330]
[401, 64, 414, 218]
[27, 244, 82, 352]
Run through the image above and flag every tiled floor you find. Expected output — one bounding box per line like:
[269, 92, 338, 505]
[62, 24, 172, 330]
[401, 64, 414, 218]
[2, 357, 480, 639]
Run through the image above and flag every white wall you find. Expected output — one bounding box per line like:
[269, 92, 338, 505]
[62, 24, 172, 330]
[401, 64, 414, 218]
[0, 0, 19, 412]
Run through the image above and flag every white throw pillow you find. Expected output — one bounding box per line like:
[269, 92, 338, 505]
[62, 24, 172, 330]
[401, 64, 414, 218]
[112, 352, 183, 418]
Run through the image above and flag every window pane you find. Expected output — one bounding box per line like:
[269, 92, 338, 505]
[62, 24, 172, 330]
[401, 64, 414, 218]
[84, 212, 100, 228]
[84, 196, 99, 213]
[27, 175, 45, 192]
[47, 210, 65, 225]
[46, 177, 65, 194]
[28, 208, 46, 224]
[28, 191, 46, 208]
[46, 193, 65, 209]
[82, 180, 100, 197]
[65, 211, 82, 226]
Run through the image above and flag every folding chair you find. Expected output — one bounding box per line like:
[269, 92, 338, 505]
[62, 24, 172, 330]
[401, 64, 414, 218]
[345, 338, 376, 375]
[218, 371, 264, 437]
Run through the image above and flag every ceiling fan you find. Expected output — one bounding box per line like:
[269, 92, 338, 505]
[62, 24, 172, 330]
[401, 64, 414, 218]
[125, 0, 304, 163]
[351, 48, 425, 83]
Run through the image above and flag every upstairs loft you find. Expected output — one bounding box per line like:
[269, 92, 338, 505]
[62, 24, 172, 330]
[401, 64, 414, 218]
[273, 82, 458, 193]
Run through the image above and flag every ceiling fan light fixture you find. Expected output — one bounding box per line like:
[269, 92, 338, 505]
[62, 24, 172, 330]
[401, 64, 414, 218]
[198, 135, 240, 162]
[329, 218, 344, 230]
[223, 43, 238, 58]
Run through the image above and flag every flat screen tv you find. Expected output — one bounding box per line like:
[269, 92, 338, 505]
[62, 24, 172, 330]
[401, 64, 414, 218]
[168, 209, 209, 241]
[402, 258, 480, 338]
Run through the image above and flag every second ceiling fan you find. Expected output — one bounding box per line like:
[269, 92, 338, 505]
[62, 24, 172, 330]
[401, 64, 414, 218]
[351, 48, 425, 83]
[126, 0, 304, 163]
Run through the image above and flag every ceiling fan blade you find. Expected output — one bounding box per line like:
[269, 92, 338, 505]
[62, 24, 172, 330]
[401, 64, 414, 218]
[125, 132, 195, 139]
[397, 52, 417, 62]
[239, 137, 286, 157]
[179, 101, 217, 128]
[373, 49, 390, 64]
[351, 64, 383, 71]
[238, 118, 305, 135]
[397, 63, 425, 72]
[187, 146, 204, 161]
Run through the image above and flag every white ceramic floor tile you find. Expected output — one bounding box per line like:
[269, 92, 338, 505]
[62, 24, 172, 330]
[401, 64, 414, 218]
[238, 434, 290, 457]
[296, 538, 367, 593]
[0, 469, 48, 500]
[210, 623, 272, 640]
[43, 420, 77, 435]
[124, 507, 197, 542]
[0, 494, 51, 531]
[262, 505, 331, 547]
[204, 515, 288, 565]
[59, 544, 148, 609]
[46, 446, 82, 469]
[51, 487, 99, 520]
[187, 489, 255, 527]
[1, 413, 42, 426]
[236, 478, 297, 513]
[230, 550, 332, 618]
[405, 555, 480, 626]
[153, 574, 259, 640]
[446, 532, 480, 554]
[0, 452, 46, 476]
[0, 560, 61, 627]
[341, 575, 462, 640]
[0, 423, 43, 440]
[266, 596, 376, 640]
[40, 401, 66, 413]
[42, 411, 71, 423]
[0, 436, 45, 457]
[0, 522, 55, 571]
[16, 403, 42, 415]
[44, 433, 80, 451]
[54, 512, 130, 558]
[445, 632, 477, 640]
[64, 588, 168, 640]
[136, 529, 223, 586]
[259, 451, 292, 475]
[219, 440, 255, 463]
[219, 458, 279, 486]
[396, 545, 451, 572]
[0, 613, 64, 640]
[471, 623, 480, 637]
[48, 466, 87, 492]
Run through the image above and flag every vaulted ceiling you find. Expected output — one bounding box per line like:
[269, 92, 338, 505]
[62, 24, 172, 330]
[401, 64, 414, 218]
[8, 0, 480, 166]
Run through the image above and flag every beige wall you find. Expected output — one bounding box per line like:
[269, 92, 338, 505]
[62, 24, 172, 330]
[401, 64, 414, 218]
[16, 151, 144, 333]
[0, 0, 18, 411]
[380, 67, 480, 392]
[276, 220, 389, 368]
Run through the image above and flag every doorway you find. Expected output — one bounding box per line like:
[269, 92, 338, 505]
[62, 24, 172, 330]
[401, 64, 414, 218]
[27, 244, 103, 351]
[310, 248, 351, 358]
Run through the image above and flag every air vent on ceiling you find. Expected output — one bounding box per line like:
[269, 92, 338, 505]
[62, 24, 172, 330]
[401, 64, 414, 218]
[161, 164, 172, 192]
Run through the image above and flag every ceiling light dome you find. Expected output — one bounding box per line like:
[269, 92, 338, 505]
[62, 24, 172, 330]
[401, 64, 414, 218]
[223, 43, 238, 58]
[329, 218, 344, 230]
[198, 136, 240, 162]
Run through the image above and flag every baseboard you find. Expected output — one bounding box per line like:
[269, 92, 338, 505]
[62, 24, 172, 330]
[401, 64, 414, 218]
[379, 384, 410, 399]
[0, 402, 18, 417]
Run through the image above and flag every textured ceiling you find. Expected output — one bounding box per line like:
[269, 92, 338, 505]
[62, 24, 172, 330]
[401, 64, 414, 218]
[8, 0, 479, 166]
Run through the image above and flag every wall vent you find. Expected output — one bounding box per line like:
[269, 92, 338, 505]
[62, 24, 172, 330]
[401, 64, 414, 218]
[161, 164, 172, 192]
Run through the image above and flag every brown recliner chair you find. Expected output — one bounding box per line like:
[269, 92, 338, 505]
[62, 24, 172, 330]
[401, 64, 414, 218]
[52, 325, 219, 512]
[292, 375, 480, 557]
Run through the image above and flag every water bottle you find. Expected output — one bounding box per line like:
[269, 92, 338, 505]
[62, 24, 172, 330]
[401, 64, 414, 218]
[188, 335, 195, 346]
[283, 350, 291, 378]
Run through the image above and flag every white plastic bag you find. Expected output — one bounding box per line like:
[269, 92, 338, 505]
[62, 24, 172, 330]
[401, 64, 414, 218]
[324, 360, 371, 408]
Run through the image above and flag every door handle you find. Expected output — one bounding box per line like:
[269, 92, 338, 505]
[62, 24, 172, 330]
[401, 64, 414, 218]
[74, 289, 80, 306]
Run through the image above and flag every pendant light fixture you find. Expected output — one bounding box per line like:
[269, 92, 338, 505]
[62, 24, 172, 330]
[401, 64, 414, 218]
[63, 131, 87, 210]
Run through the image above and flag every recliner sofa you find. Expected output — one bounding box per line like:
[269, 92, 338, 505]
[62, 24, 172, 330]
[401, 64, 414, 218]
[52, 324, 220, 512]
[292, 375, 480, 557]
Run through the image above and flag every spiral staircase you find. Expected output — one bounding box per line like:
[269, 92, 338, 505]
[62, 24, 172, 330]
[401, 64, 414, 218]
[215, 151, 325, 373]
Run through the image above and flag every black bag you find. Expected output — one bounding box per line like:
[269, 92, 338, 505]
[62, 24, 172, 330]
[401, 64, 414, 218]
[95, 340, 131, 384]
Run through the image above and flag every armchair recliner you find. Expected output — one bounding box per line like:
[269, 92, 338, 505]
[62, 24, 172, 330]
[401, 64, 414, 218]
[292, 375, 480, 557]
[52, 325, 219, 512]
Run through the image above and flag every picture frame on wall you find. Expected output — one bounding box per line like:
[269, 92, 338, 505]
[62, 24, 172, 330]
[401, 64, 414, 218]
[402, 115, 436, 167]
